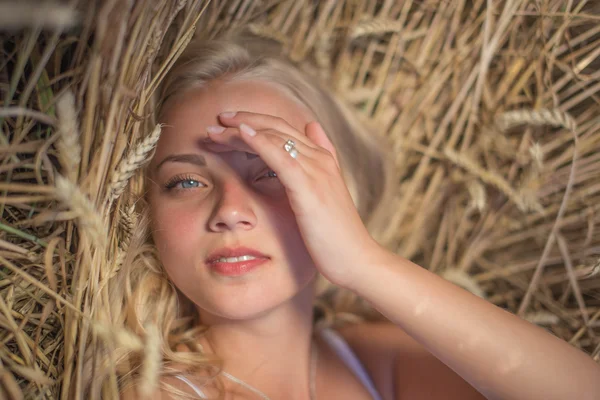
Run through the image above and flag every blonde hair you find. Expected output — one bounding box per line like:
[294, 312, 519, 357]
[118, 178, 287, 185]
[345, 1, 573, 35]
[86, 30, 396, 399]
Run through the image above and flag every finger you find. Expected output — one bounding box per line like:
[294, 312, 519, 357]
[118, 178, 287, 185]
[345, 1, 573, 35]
[218, 111, 313, 146]
[305, 121, 340, 168]
[204, 127, 256, 154]
[232, 123, 315, 189]
[207, 126, 320, 159]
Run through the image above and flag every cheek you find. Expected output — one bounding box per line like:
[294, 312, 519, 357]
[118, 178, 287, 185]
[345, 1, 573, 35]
[149, 200, 205, 254]
[265, 198, 303, 241]
[154, 206, 193, 232]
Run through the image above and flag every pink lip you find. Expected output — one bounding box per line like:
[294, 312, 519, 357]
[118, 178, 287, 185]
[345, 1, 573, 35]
[206, 247, 270, 276]
[206, 246, 269, 263]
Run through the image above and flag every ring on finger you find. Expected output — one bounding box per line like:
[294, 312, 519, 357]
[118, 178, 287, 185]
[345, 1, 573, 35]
[284, 139, 295, 152]
[283, 139, 299, 159]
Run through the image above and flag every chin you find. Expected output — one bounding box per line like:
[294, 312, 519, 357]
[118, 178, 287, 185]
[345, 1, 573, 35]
[193, 270, 317, 323]
[195, 292, 290, 322]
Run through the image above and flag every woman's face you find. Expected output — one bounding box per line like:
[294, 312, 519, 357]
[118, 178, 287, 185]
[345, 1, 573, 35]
[147, 79, 317, 323]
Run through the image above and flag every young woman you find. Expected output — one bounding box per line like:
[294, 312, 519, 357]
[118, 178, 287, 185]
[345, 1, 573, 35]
[118, 32, 600, 400]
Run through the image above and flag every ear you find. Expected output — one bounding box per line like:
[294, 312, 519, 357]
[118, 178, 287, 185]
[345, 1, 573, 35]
[305, 121, 340, 167]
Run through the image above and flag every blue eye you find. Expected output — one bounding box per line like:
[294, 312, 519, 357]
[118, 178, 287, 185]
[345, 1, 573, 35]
[180, 179, 200, 189]
[164, 175, 205, 191]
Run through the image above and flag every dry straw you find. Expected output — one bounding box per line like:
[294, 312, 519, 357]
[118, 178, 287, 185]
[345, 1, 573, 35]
[107, 123, 162, 204]
[54, 175, 107, 249]
[1, 0, 600, 399]
[55, 91, 81, 184]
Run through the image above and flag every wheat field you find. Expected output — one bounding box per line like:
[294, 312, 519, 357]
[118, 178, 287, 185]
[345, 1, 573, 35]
[1, 1, 599, 398]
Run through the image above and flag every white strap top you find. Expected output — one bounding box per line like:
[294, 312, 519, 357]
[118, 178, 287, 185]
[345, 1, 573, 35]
[173, 328, 384, 400]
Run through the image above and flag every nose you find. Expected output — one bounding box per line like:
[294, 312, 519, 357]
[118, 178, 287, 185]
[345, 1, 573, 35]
[208, 181, 257, 232]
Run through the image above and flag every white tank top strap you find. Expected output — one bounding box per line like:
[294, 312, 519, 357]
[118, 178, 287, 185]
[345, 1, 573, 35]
[318, 327, 384, 400]
[172, 374, 209, 398]
[173, 327, 384, 400]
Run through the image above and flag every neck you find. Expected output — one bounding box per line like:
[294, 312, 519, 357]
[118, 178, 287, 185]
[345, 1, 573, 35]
[196, 280, 317, 398]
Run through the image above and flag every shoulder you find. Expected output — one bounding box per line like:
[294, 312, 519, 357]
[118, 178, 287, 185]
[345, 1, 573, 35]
[336, 321, 416, 375]
[336, 322, 485, 400]
[336, 321, 413, 355]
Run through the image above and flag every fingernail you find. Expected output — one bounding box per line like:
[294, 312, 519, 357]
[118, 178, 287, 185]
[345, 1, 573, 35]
[207, 125, 226, 134]
[219, 111, 237, 118]
[240, 123, 256, 137]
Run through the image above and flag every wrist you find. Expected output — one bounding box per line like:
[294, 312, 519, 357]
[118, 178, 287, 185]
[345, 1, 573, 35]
[341, 240, 397, 292]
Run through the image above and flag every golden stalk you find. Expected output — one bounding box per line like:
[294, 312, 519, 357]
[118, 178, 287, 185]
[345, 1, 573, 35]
[107, 124, 162, 204]
[2, 1, 600, 398]
[55, 90, 81, 183]
[55, 175, 107, 249]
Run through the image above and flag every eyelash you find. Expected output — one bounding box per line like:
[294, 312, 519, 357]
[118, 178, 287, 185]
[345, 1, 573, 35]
[258, 170, 278, 180]
[163, 170, 278, 192]
[164, 174, 205, 191]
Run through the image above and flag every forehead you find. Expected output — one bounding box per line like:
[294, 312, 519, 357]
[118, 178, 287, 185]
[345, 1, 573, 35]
[155, 80, 314, 156]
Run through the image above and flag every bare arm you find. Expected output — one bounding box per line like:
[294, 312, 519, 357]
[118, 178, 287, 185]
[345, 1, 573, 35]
[346, 249, 600, 400]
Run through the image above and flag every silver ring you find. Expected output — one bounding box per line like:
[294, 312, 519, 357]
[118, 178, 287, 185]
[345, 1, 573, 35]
[283, 139, 299, 158]
[283, 139, 295, 152]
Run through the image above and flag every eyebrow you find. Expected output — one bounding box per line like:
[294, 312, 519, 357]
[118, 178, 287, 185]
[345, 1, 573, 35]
[154, 153, 207, 173]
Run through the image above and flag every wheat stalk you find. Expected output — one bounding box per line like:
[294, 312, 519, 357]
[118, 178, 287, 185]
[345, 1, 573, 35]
[248, 23, 289, 46]
[524, 311, 560, 326]
[0, 1, 78, 30]
[103, 204, 138, 286]
[495, 108, 577, 132]
[107, 124, 162, 204]
[528, 142, 544, 170]
[314, 35, 332, 75]
[444, 148, 543, 213]
[119, 204, 137, 248]
[55, 175, 107, 248]
[92, 323, 144, 351]
[139, 323, 161, 398]
[55, 90, 81, 183]
[583, 258, 600, 279]
[350, 18, 427, 39]
[466, 180, 487, 212]
[4, 2, 600, 398]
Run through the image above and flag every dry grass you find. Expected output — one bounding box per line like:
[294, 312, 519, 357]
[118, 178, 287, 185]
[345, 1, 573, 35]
[55, 91, 81, 184]
[107, 123, 162, 204]
[1, 0, 600, 398]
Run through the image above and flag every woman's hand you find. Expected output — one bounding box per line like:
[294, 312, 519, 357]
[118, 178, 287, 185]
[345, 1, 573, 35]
[205, 111, 385, 288]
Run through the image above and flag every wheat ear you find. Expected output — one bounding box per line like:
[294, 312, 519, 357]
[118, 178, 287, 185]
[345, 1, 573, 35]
[108, 124, 162, 203]
[524, 311, 560, 326]
[495, 108, 577, 132]
[110, 204, 138, 279]
[92, 322, 144, 351]
[55, 175, 106, 248]
[56, 90, 81, 182]
[444, 148, 543, 213]
[466, 180, 487, 212]
[248, 24, 289, 45]
[0, 2, 77, 30]
[350, 18, 427, 40]
[139, 323, 161, 398]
